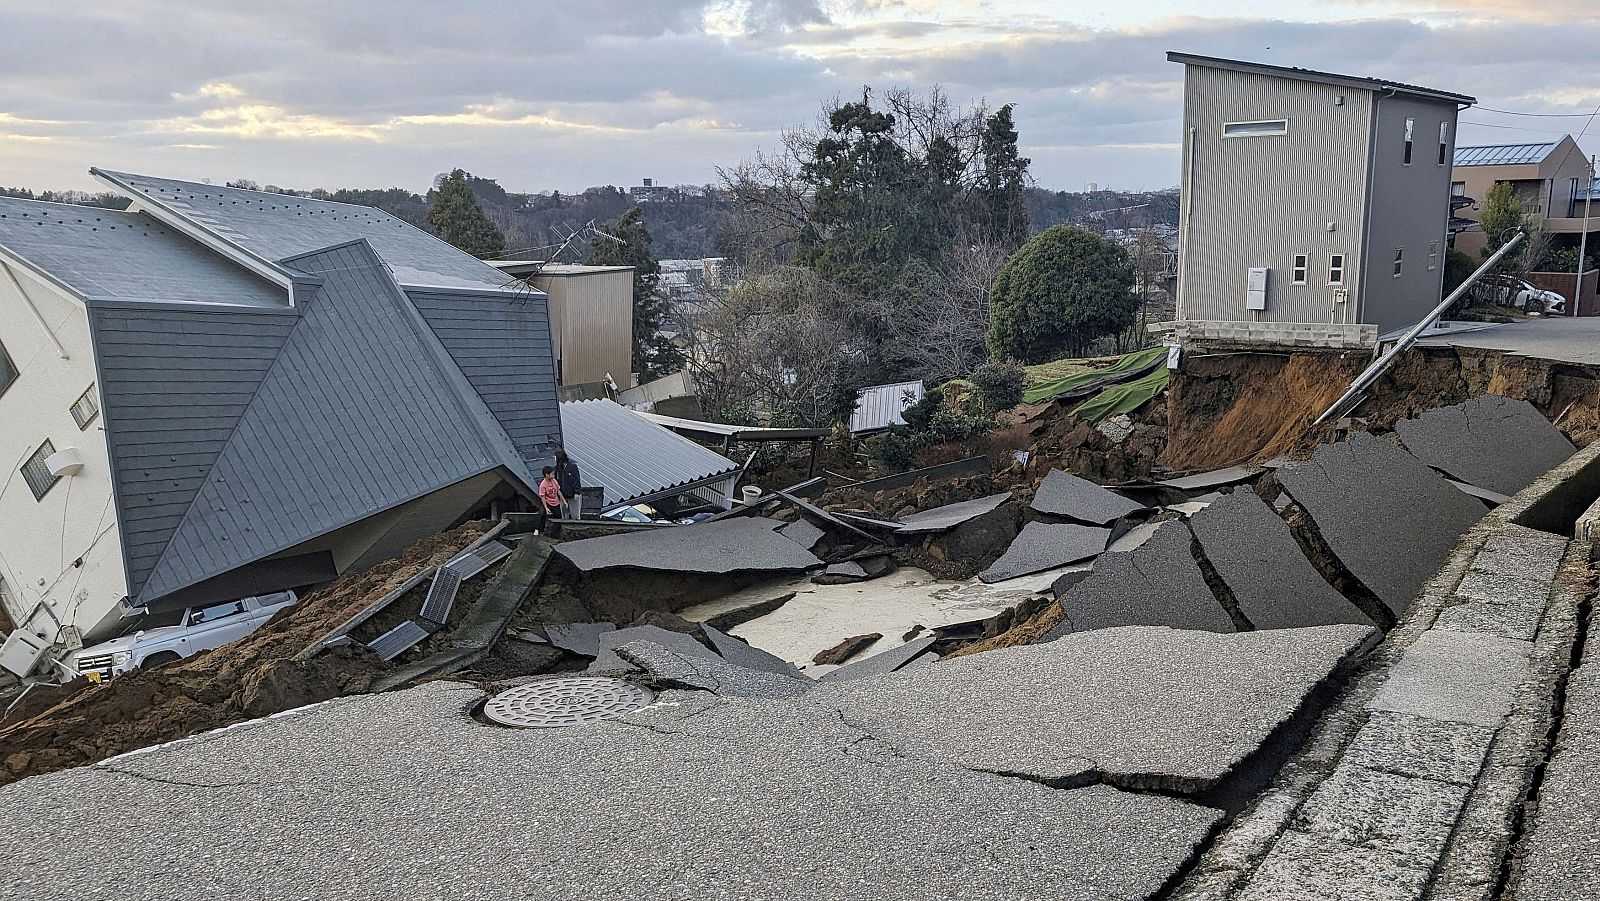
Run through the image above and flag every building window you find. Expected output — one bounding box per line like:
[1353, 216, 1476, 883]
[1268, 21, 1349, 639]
[20, 440, 59, 501]
[1292, 254, 1308, 285]
[1403, 117, 1414, 165]
[1328, 253, 1346, 286]
[1438, 122, 1449, 165]
[1223, 119, 1289, 138]
[1393, 248, 1405, 278]
[1428, 243, 1440, 271]
[0, 340, 15, 399]
[70, 385, 99, 430]
[1452, 181, 1466, 197]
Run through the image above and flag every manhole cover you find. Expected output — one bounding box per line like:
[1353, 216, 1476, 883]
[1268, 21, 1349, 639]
[482, 677, 653, 728]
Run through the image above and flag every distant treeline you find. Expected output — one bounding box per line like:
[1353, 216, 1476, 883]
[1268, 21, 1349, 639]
[0, 179, 1177, 261]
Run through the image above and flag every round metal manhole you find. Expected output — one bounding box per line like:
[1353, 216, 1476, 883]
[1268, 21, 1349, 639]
[482, 677, 654, 729]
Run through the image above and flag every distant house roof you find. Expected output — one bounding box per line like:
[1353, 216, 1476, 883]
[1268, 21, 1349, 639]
[850, 380, 925, 434]
[635, 411, 829, 443]
[1167, 52, 1475, 106]
[0, 195, 284, 307]
[489, 262, 633, 278]
[92, 169, 519, 292]
[559, 399, 739, 509]
[1453, 143, 1558, 167]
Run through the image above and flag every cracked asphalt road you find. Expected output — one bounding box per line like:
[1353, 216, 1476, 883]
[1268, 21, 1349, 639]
[0, 625, 1371, 901]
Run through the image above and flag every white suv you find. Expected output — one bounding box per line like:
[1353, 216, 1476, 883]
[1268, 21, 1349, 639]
[69, 591, 298, 681]
[1476, 275, 1567, 315]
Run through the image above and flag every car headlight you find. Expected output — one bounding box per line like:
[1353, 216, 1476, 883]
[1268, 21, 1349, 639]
[112, 651, 132, 665]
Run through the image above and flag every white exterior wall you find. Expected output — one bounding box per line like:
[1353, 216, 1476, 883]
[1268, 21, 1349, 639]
[0, 263, 127, 642]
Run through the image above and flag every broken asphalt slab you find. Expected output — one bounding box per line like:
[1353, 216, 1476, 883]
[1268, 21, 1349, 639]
[2, 681, 1224, 901]
[587, 625, 722, 673]
[1030, 469, 1147, 525]
[544, 621, 617, 657]
[615, 641, 812, 699]
[1275, 432, 1487, 619]
[1394, 395, 1575, 497]
[1156, 465, 1264, 492]
[893, 492, 1013, 534]
[554, 516, 823, 575]
[819, 635, 938, 683]
[813, 632, 881, 665]
[813, 624, 1375, 795]
[1187, 488, 1375, 630]
[700, 624, 805, 679]
[1046, 520, 1236, 638]
[776, 518, 826, 550]
[978, 521, 1110, 584]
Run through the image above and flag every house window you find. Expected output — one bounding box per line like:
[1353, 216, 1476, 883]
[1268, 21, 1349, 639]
[70, 384, 99, 430]
[1292, 254, 1308, 285]
[1403, 117, 1414, 165]
[1452, 181, 1466, 197]
[20, 440, 59, 501]
[1223, 119, 1289, 138]
[0, 340, 15, 399]
[1428, 242, 1440, 271]
[1393, 248, 1405, 278]
[1438, 122, 1449, 165]
[1328, 253, 1346, 286]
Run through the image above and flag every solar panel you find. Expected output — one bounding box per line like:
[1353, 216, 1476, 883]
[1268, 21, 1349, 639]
[368, 620, 431, 661]
[418, 567, 464, 627]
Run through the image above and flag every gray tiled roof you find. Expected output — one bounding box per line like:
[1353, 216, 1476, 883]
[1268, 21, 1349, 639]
[133, 241, 519, 604]
[558, 399, 739, 509]
[94, 169, 518, 291]
[0, 195, 283, 306]
[412, 287, 562, 466]
[1453, 143, 1557, 167]
[90, 303, 299, 594]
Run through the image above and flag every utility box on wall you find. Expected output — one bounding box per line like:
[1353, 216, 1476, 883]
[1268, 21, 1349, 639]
[1246, 267, 1269, 311]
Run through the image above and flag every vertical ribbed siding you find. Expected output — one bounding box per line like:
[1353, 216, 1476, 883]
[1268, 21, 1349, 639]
[136, 241, 506, 604]
[1177, 66, 1374, 324]
[409, 289, 562, 465]
[89, 304, 297, 597]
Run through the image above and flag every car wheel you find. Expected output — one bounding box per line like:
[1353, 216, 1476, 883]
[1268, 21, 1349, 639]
[140, 651, 183, 669]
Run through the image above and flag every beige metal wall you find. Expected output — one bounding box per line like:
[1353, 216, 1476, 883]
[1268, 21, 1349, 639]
[530, 270, 635, 388]
[1176, 66, 1374, 326]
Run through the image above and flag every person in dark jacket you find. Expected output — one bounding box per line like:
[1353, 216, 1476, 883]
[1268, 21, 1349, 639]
[553, 449, 582, 518]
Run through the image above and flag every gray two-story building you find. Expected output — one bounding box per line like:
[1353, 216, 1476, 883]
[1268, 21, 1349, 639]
[1167, 52, 1475, 341]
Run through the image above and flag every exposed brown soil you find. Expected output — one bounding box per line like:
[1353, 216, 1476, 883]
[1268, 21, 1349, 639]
[813, 632, 882, 665]
[944, 600, 1066, 658]
[0, 521, 493, 787]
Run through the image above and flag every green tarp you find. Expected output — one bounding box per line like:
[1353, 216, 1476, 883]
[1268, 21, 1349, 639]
[1022, 346, 1167, 405]
[1072, 366, 1171, 424]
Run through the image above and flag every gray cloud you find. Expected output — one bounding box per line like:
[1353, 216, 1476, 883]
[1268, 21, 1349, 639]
[0, 2, 1594, 193]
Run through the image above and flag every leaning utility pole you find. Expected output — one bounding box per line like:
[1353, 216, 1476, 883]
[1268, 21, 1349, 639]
[1578, 154, 1595, 314]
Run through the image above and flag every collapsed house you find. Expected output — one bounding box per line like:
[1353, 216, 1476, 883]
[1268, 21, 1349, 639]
[0, 171, 564, 662]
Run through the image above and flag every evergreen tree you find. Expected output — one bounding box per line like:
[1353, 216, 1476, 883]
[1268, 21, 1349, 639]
[426, 169, 506, 258]
[987, 226, 1137, 362]
[795, 94, 945, 297]
[1478, 181, 1528, 257]
[975, 105, 1031, 249]
[587, 207, 684, 381]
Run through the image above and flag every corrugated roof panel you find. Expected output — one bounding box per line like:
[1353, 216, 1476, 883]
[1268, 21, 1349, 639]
[135, 241, 509, 605]
[849, 380, 925, 433]
[0, 196, 284, 306]
[558, 399, 738, 508]
[95, 170, 517, 292]
[1453, 143, 1557, 167]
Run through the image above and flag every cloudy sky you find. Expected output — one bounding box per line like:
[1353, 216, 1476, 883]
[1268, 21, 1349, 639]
[1, 0, 1597, 195]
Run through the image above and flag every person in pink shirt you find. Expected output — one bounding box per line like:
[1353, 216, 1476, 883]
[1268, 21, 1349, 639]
[537, 466, 564, 535]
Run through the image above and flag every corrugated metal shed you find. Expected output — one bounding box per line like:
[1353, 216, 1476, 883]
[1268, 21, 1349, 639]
[1453, 143, 1557, 167]
[94, 169, 517, 292]
[134, 241, 518, 604]
[849, 380, 924, 434]
[559, 399, 738, 509]
[0, 196, 283, 306]
[410, 288, 562, 465]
